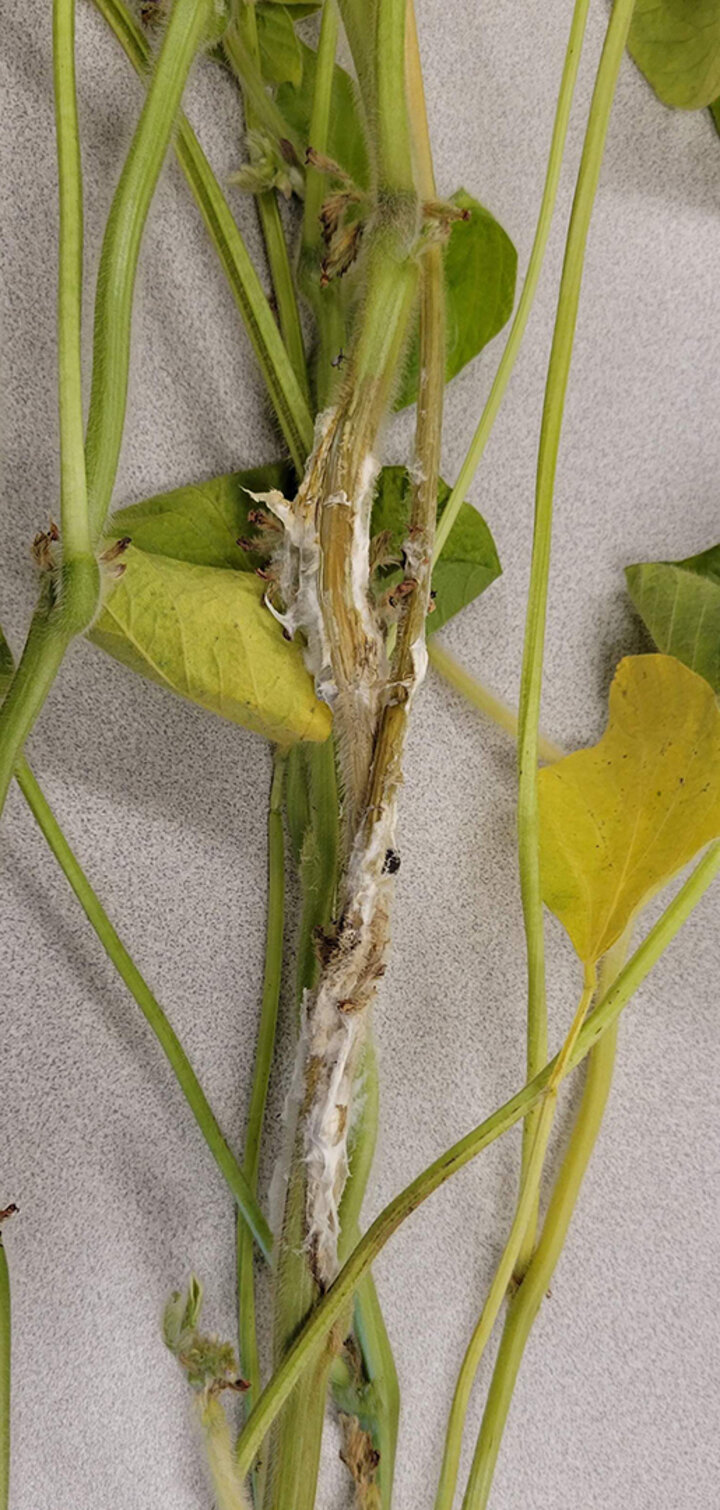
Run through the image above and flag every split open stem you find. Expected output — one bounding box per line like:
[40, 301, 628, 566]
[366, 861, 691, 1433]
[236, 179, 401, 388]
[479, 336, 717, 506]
[515, 0, 636, 1280]
[234, 841, 720, 1482]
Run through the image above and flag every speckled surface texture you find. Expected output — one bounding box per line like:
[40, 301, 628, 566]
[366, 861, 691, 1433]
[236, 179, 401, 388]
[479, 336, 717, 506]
[1, 1, 719, 1506]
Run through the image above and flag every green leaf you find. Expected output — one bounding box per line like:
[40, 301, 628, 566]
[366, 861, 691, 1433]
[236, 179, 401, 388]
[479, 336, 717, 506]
[710, 95, 720, 132]
[255, 4, 302, 88]
[89, 546, 331, 745]
[395, 190, 517, 410]
[628, 0, 720, 110]
[370, 466, 501, 632]
[538, 655, 720, 964]
[108, 464, 294, 569]
[625, 543, 720, 693]
[277, 41, 370, 189]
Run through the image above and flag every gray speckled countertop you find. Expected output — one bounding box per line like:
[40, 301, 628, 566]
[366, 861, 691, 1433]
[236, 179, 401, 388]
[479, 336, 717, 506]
[1, 1, 719, 1506]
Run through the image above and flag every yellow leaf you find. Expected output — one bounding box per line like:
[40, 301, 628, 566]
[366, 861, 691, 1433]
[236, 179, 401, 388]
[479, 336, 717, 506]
[89, 546, 332, 745]
[538, 656, 720, 963]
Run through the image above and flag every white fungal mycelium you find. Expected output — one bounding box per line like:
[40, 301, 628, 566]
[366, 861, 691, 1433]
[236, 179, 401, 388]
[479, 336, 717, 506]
[258, 410, 431, 1285]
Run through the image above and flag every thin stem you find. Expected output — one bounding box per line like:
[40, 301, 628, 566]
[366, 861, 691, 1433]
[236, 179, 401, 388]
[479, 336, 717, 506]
[435, 964, 597, 1510]
[0, 1219, 11, 1510]
[53, 0, 91, 563]
[464, 942, 627, 1510]
[227, 6, 309, 402]
[15, 754, 272, 1261]
[84, 0, 214, 536]
[428, 641, 563, 765]
[0, 568, 97, 821]
[515, 0, 636, 1280]
[299, 0, 345, 407]
[92, 0, 314, 473]
[302, 0, 339, 252]
[237, 750, 286, 1422]
[433, 0, 592, 562]
[234, 842, 720, 1479]
[222, 28, 302, 156]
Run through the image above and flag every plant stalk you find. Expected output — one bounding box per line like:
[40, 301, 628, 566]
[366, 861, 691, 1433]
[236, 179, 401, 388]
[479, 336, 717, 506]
[85, 0, 215, 537]
[514, 0, 636, 1281]
[463, 939, 628, 1509]
[14, 753, 272, 1260]
[234, 839, 720, 1481]
[92, 0, 314, 472]
[433, 0, 592, 561]
[226, 6, 309, 402]
[237, 749, 287, 1434]
[427, 641, 563, 765]
[53, 0, 91, 565]
[434, 964, 597, 1510]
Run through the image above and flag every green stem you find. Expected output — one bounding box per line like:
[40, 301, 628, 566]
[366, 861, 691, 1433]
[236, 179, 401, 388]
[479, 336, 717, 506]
[53, 0, 91, 563]
[0, 1224, 10, 1510]
[434, 963, 597, 1510]
[464, 942, 627, 1510]
[237, 750, 286, 1425]
[300, 0, 346, 408]
[92, 0, 313, 473]
[0, 564, 97, 821]
[84, 0, 214, 536]
[427, 641, 563, 765]
[376, 0, 413, 191]
[234, 841, 720, 1480]
[433, 0, 592, 562]
[222, 27, 302, 155]
[227, 6, 309, 402]
[337, 1041, 400, 1507]
[514, 0, 636, 1280]
[336, 0, 376, 127]
[302, 0, 339, 253]
[14, 754, 272, 1261]
[262, 738, 340, 1510]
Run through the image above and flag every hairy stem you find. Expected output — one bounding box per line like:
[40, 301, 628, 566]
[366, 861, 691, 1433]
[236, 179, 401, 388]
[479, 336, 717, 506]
[427, 641, 563, 765]
[464, 941, 627, 1509]
[226, 6, 309, 401]
[434, 964, 597, 1510]
[237, 750, 287, 1427]
[433, 0, 592, 560]
[92, 0, 314, 471]
[302, 0, 340, 252]
[15, 754, 272, 1260]
[515, 0, 636, 1280]
[234, 841, 720, 1480]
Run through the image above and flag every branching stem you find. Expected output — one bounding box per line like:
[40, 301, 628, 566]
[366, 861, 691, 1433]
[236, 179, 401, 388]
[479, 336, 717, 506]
[434, 964, 597, 1510]
[515, 0, 637, 1279]
[234, 840, 720, 1481]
